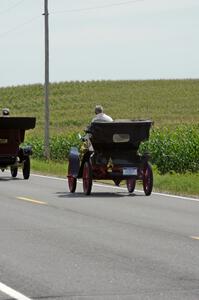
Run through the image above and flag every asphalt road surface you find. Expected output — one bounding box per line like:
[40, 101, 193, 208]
[0, 171, 199, 300]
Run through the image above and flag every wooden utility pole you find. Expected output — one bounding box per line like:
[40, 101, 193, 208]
[44, 0, 50, 159]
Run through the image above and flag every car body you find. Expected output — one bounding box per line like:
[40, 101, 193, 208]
[0, 117, 36, 179]
[68, 119, 153, 195]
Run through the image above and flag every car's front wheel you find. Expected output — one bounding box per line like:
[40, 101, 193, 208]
[83, 161, 92, 195]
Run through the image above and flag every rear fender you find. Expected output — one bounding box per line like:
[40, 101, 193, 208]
[68, 147, 80, 178]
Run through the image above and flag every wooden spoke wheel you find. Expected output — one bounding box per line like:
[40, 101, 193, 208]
[126, 178, 136, 193]
[83, 161, 92, 195]
[143, 163, 153, 196]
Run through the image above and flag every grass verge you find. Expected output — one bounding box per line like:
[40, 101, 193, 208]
[31, 159, 67, 177]
[31, 159, 199, 198]
[153, 171, 199, 198]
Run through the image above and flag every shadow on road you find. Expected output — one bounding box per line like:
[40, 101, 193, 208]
[0, 176, 22, 182]
[56, 191, 139, 199]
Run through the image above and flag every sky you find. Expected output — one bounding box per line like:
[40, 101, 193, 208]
[0, 0, 198, 87]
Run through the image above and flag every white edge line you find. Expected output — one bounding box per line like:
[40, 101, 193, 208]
[191, 236, 199, 240]
[0, 282, 32, 300]
[30, 173, 199, 202]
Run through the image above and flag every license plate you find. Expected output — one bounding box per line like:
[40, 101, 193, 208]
[123, 167, 137, 176]
[0, 138, 8, 144]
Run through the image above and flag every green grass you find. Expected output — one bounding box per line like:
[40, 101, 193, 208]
[31, 159, 199, 198]
[153, 171, 199, 198]
[1, 79, 199, 137]
[31, 159, 67, 177]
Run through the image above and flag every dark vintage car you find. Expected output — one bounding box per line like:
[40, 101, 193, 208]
[0, 117, 36, 179]
[67, 119, 153, 195]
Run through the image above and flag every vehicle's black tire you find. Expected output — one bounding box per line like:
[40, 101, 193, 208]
[68, 161, 77, 193]
[113, 178, 121, 186]
[126, 178, 136, 193]
[23, 156, 30, 180]
[83, 161, 92, 195]
[11, 166, 18, 178]
[143, 163, 153, 196]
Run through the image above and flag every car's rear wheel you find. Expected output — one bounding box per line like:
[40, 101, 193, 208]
[83, 161, 92, 195]
[143, 163, 153, 196]
[23, 156, 30, 179]
[113, 178, 121, 186]
[126, 178, 136, 193]
[11, 166, 18, 178]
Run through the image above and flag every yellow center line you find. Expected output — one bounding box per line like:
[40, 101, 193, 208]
[17, 197, 47, 205]
[190, 236, 199, 240]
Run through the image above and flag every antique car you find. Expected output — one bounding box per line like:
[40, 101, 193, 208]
[0, 116, 36, 179]
[67, 119, 153, 195]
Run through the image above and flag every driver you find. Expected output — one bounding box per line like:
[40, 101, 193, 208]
[91, 105, 113, 122]
[80, 105, 113, 158]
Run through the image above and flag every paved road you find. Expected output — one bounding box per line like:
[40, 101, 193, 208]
[0, 171, 199, 300]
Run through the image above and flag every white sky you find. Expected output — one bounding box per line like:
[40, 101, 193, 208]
[0, 0, 198, 87]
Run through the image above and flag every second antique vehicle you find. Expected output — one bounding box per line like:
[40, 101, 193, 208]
[67, 119, 153, 195]
[0, 116, 36, 179]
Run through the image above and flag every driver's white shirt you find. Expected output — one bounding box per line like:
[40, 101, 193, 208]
[92, 113, 113, 123]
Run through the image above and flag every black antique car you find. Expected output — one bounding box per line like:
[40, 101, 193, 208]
[0, 117, 36, 179]
[68, 119, 153, 195]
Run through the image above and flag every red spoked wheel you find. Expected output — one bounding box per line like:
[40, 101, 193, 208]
[126, 178, 136, 193]
[83, 161, 92, 195]
[143, 163, 153, 196]
[68, 161, 77, 193]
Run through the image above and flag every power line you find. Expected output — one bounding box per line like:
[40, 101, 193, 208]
[0, 0, 26, 16]
[0, 0, 144, 38]
[0, 15, 41, 38]
[52, 0, 144, 15]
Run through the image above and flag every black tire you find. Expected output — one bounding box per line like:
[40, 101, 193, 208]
[113, 178, 121, 186]
[23, 156, 30, 180]
[68, 161, 77, 193]
[143, 163, 153, 196]
[126, 178, 136, 193]
[83, 161, 92, 195]
[11, 166, 18, 178]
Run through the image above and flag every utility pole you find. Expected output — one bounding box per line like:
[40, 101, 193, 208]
[43, 0, 50, 159]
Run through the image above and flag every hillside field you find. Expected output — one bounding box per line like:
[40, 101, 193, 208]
[0, 79, 198, 137]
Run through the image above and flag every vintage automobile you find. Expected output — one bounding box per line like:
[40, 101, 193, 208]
[0, 116, 36, 179]
[67, 119, 153, 195]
